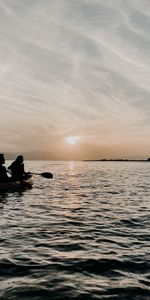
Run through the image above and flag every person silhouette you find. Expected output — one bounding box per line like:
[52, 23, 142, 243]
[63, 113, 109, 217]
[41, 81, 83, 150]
[8, 155, 30, 180]
[0, 154, 10, 182]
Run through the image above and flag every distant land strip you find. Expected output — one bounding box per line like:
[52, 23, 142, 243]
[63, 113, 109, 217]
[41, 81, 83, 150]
[83, 158, 150, 162]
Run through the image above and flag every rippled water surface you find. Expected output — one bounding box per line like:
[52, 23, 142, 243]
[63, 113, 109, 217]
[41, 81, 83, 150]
[0, 161, 150, 300]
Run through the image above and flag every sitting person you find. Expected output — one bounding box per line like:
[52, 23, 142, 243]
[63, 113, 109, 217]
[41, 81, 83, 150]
[8, 155, 31, 180]
[0, 153, 10, 182]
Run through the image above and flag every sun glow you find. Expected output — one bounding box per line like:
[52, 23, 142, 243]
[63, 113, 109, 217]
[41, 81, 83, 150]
[65, 136, 80, 145]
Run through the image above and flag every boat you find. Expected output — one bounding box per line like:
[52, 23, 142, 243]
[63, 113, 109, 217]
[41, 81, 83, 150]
[0, 178, 33, 193]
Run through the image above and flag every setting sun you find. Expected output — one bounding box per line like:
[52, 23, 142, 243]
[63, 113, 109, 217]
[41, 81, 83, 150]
[65, 136, 80, 145]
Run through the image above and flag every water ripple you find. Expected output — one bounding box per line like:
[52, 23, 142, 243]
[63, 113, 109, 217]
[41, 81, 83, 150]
[0, 161, 150, 299]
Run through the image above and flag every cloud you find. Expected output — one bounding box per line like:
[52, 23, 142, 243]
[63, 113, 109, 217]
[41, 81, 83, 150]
[0, 0, 150, 158]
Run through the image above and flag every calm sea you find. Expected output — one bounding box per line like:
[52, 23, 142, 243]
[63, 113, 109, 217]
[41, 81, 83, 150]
[0, 161, 150, 300]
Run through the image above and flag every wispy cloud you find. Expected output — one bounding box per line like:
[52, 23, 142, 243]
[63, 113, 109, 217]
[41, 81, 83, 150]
[0, 0, 150, 158]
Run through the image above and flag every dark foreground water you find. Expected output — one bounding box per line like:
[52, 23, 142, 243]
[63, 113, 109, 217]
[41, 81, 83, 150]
[0, 161, 150, 300]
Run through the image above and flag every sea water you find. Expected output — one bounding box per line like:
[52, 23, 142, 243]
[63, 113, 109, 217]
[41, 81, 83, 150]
[0, 161, 150, 300]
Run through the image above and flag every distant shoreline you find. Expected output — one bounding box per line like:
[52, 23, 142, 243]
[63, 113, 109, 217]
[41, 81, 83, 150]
[83, 159, 150, 162]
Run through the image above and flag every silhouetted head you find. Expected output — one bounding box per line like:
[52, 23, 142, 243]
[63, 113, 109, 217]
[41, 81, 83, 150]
[0, 154, 5, 165]
[15, 155, 24, 164]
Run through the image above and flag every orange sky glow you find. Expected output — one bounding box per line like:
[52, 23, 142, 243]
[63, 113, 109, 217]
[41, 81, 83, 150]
[0, 0, 150, 160]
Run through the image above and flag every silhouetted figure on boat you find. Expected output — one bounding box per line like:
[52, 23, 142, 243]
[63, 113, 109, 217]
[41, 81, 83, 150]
[0, 154, 10, 182]
[8, 155, 31, 181]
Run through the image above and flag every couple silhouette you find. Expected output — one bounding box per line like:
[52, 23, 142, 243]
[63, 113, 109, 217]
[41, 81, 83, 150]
[0, 154, 30, 182]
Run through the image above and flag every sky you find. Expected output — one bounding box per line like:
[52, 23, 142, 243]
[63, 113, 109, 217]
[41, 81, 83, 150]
[0, 0, 150, 160]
